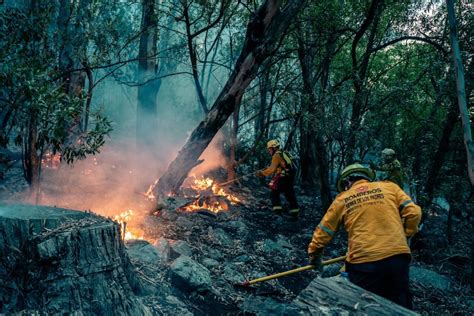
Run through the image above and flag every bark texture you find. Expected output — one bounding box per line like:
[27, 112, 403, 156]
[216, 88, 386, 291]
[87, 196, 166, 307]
[0, 204, 149, 315]
[155, 0, 307, 195]
[293, 276, 418, 315]
[137, 0, 160, 146]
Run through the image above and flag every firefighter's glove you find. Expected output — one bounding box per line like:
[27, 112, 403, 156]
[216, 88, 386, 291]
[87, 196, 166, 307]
[255, 170, 264, 177]
[308, 250, 323, 273]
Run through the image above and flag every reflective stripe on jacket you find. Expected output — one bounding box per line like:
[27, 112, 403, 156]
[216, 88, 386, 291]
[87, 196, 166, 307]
[308, 180, 422, 264]
[261, 150, 288, 177]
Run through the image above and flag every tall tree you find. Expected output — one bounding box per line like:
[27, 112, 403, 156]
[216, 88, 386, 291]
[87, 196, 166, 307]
[136, 0, 160, 146]
[445, 0, 474, 291]
[155, 0, 307, 195]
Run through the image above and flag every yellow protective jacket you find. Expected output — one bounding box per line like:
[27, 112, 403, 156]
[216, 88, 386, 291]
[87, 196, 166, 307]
[308, 179, 421, 264]
[261, 150, 289, 177]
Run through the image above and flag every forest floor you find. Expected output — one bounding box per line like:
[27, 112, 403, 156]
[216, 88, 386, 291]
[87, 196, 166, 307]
[0, 161, 473, 315]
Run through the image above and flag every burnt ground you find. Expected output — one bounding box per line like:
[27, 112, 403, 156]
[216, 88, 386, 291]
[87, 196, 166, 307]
[0, 161, 473, 315]
[131, 176, 474, 315]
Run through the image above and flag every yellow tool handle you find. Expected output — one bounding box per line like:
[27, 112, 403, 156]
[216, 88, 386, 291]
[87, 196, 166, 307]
[242, 255, 346, 286]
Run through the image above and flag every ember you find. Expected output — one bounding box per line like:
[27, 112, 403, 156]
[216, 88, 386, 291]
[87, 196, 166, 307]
[113, 209, 144, 240]
[41, 152, 61, 169]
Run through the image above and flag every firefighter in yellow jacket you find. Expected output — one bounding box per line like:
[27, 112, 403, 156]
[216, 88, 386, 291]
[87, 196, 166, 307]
[308, 163, 421, 309]
[256, 139, 299, 218]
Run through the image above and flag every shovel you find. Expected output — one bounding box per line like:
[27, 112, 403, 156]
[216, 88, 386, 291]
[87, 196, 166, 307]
[239, 255, 346, 287]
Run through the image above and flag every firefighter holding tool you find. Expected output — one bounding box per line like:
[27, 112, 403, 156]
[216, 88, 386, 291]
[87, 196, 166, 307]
[308, 163, 421, 309]
[255, 139, 299, 218]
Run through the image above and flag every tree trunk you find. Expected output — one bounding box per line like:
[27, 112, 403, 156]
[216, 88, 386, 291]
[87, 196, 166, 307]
[0, 204, 149, 315]
[183, 5, 208, 115]
[293, 276, 417, 315]
[155, 0, 307, 195]
[137, 0, 160, 146]
[423, 98, 458, 204]
[227, 102, 241, 182]
[57, 0, 90, 139]
[296, 26, 332, 210]
[446, 0, 474, 186]
[345, 0, 383, 163]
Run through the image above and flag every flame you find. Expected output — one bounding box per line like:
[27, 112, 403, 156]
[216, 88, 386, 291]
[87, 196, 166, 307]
[113, 209, 144, 240]
[144, 178, 159, 200]
[180, 176, 240, 213]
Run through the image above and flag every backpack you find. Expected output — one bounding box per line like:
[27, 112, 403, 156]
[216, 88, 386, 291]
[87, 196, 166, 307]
[279, 150, 299, 177]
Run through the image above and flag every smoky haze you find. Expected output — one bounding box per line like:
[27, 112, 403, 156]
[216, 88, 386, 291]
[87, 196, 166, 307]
[12, 56, 229, 219]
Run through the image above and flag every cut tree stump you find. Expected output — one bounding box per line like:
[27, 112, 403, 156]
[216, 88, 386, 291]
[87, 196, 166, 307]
[293, 276, 418, 315]
[0, 204, 150, 315]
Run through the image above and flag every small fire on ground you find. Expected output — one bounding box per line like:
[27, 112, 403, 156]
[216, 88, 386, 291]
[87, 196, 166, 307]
[113, 209, 144, 241]
[180, 176, 240, 214]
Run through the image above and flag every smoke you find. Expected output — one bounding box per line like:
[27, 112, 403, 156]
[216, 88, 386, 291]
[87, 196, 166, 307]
[190, 132, 228, 177]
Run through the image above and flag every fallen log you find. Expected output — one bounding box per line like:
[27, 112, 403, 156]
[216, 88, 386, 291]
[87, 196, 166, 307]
[0, 204, 150, 315]
[293, 276, 418, 315]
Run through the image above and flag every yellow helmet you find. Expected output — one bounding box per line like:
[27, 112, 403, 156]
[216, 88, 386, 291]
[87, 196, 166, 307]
[266, 139, 280, 149]
[337, 163, 375, 192]
[382, 148, 395, 157]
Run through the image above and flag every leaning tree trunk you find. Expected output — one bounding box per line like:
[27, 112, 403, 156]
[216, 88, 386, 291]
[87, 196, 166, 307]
[155, 0, 307, 195]
[0, 204, 149, 315]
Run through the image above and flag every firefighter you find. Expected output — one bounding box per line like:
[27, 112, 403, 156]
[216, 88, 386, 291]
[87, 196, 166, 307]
[371, 148, 404, 188]
[307, 163, 421, 309]
[255, 139, 299, 218]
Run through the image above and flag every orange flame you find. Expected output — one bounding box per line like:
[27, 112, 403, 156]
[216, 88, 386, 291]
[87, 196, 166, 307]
[144, 179, 159, 200]
[180, 176, 240, 213]
[113, 209, 144, 240]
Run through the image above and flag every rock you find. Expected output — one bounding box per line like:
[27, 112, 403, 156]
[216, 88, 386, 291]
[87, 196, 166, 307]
[275, 234, 293, 249]
[321, 262, 344, 278]
[410, 266, 451, 290]
[152, 237, 171, 262]
[176, 216, 194, 229]
[208, 226, 233, 246]
[261, 239, 291, 256]
[170, 256, 212, 292]
[468, 300, 474, 309]
[226, 220, 248, 234]
[201, 258, 220, 269]
[233, 254, 252, 264]
[207, 248, 223, 260]
[241, 296, 300, 315]
[170, 240, 193, 258]
[163, 295, 193, 315]
[223, 265, 245, 284]
[432, 196, 450, 212]
[126, 240, 166, 264]
[160, 209, 178, 221]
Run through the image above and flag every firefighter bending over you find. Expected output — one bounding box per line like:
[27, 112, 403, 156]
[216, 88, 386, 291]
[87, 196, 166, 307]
[256, 139, 299, 218]
[308, 163, 421, 309]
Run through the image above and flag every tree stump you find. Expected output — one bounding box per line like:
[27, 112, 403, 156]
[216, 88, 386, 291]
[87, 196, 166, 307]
[293, 276, 418, 315]
[0, 204, 150, 315]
